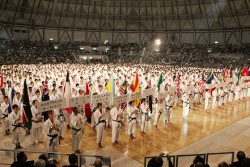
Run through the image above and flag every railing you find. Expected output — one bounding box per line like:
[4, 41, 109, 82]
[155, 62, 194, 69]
[144, 152, 235, 167]
[0, 149, 111, 167]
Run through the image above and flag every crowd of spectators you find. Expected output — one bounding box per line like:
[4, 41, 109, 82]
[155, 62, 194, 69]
[9, 151, 250, 167]
[0, 40, 249, 68]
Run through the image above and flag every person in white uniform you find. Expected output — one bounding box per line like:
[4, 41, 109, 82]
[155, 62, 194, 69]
[70, 107, 85, 154]
[110, 103, 123, 144]
[127, 101, 138, 140]
[94, 103, 106, 148]
[9, 104, 24, 149]
[1, 96, 10, 135]
[140, 99, 149, 133]
[55, 108, 66, 139]
[31, 100, 44, 144]
[44, 111, 60, 154]
[153, 99, 163, 129]
[182, 92, 190, 119]
[204, 89, 210, 112]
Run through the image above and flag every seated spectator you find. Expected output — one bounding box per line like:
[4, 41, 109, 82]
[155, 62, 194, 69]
[11, 151, 34, 167]
[34, 159, 46, 167]
[190, 155, 210, 167]
[147, 156, 163, 167]
[218, 162, 229, 167]
[94, 159, 103, 167]
[230, 151, 246, 167]
[63, 154, 78, 167]
[38, 154, 56, 167]
[241, 158, 250, 167]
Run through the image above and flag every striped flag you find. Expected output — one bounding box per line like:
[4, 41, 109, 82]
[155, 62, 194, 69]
[130, 73, 140, 108]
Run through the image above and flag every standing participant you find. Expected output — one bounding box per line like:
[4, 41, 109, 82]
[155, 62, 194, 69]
[70, 107, 85, 154]
[94, 103, 106, 148]
[140, 99, 149, 134]
[127, 101, 138, 139]
[31, 100, 43, 144]
[55, 108, 66, 139]
[165, 94, 174, 124]
[1, 96, 10, 135]
[182, 91, 190, 119]
[9, 104, 24, 149]
[153, 99, 163, 129]
[110, 103, 123, 144]
[212, 87, 218, 110]
[44, 111, 60, 155]
[204, 89, 210, 112]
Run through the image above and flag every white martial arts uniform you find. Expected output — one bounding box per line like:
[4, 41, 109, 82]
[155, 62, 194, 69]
[153, 102, 163, 126]
[140, 102, 149, 133]
[110, 106, 123, 143]
[1, 102, 10, 132]
[9, 110, 24, 144]
[95, 109, 106, 143]
[44, 119, 59, 153]
[182, 93, 190, 118]
[127, 105, 138, 136]
[31, 105, 43, 143]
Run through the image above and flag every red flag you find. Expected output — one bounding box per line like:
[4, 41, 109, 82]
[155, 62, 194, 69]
[84, 83, 91, 119]
[241, 66, 248, 76]
[0, 74, 3, 89]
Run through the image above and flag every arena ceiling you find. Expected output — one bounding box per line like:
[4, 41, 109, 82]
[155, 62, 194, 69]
[0, 0, 249, 30]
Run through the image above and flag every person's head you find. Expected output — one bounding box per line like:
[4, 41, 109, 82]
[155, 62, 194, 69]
[68, 153, 77, 165]
[193, 155, 205, 164]
[94, 159, 103, 167]
[34, 159, 46, 167]
[16, 92, 20, 98]
[33, 100, 38, 107]
[115, 103, 120, 109]
[17, 151, 27, 163]
[237, 151, 246, 161]
[218, 162, 229, 167]
[3, 96, 8, 103]
[73, 107, 79, 115]
[47, 110, 54, 121]
[194, 162, 205, 167]
[97, 103, 102, 110]
[38, 154, 48, 164]
[35, 90, 40, 96]
[12, 104, 19, 113]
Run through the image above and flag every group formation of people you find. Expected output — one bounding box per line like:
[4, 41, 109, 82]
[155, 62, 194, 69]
[0, 63, 250, 156]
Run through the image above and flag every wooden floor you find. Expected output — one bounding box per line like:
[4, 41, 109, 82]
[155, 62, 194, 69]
[1, 98, 250, 166]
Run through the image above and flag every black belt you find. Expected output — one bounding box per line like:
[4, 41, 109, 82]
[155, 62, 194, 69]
[96, 120, 106, 126]
[158, 112, 162, 121]
[184, 102, 189, 107]
[72, 127, 81, 135]
[32, 119, 42, 123]
[128, 117, 136, 123]
[12, 124, 25, 131]
[2, 114, 8, 120]
[167, 105, 173, 110]
[47, 134, 58, 146]
[112, 120, 122, 123]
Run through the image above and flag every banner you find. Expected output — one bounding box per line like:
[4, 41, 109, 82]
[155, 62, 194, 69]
[69, 95, 91, 107]
[92, 93, 111, 104]
[38, 98, 66, 113]
[113, 94, 129, 104]
[242, 76, 250, 81]
[129, 92, 141, 101]
[157, 91, 168, 99]
[226, 78, 233, 83]
[142, 88, 155, 97]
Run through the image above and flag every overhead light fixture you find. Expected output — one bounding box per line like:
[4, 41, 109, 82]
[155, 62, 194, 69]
[54, 45, 58, 49]
[214, 41, 219, 44]
[49, 38, 53, 41]
[104, 40, 108, 44]
[155, 39, 161, 46]
[92, 48, 97, 50]
[155, 49, 160, 52]
[80, 47, 84, 50]
[105, 48, 109, 51]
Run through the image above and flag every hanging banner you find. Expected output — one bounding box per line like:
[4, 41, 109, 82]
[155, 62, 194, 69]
[142, 88, 155, 97]
[157, 91, 168, 99]
[38, 98, 66, 113]
[69, 95, 91, 107]
[129, 92, 142, 101]
[113, 94, 129, 104]
[92, 93, 111, 104]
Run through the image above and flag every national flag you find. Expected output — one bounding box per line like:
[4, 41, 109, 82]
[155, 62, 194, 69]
[130, 73, 140, 108]
[22, 79, 32, 129]
[42, 79, 50, 121]
[0, 74, 3, 89]
[64, 71, 73, 114]
[206, 71, 214, 84]
[84, 83, 91, 123]
[8, 86, 15, 113]
[227, 65, 232, 78]
[221, 69, 225, 82]
[119, 84, 127, 110]
[241, 66, 248, 77]
[199, 76, 205, 95]
[106, 74, 115, 97]
[157, 73, 163, 91]
[176, 74, 181, 95]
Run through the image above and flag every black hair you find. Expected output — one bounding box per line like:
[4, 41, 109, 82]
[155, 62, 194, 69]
[68, 154, 77, 165]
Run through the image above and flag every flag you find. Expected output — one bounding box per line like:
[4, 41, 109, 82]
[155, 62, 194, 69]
[130, 73, 140, 107]
[206, 71, 214, 84]
[221, 69, 225, 82]
[241, 66, 248, 77]
[0, 74, 3, 89]
[22, 79, 32, 129]
[106, 74, 115, 97]
[8, 86, 15, 113]
[176, 74, 181, 95]
[157, 73, 163, 91]
[119, 84, 127, 110]
[42, 79, 50, 121]
[84, 83, 91, 123]
[199, 76, 205, 95]
[64, 71, 73, 114]
[228, 66, 232, 78]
